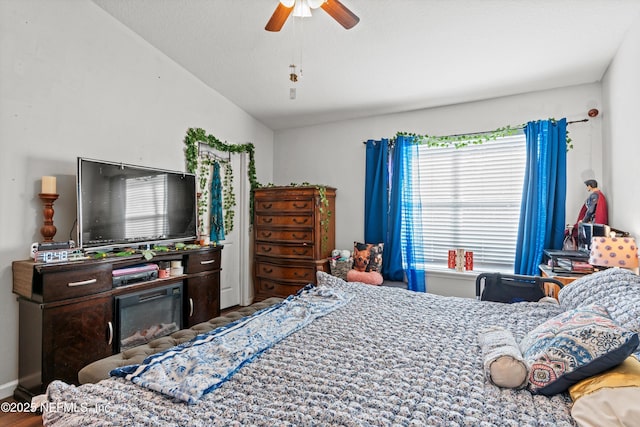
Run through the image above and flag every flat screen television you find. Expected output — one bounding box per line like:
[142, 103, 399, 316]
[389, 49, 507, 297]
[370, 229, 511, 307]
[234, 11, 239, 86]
[77, 157, 197, 252]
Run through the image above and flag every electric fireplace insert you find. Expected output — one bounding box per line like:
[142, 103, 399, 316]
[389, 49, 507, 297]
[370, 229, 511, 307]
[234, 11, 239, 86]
[116, 282, 183, 352]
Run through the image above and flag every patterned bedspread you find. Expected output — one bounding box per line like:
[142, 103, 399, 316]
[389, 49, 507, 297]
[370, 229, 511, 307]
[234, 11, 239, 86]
[43, 272, 576, 426]
[111, 285, 352, 403]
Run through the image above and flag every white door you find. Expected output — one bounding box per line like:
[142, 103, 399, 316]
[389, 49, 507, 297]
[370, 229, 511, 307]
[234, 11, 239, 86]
[198, 150, 251, 309]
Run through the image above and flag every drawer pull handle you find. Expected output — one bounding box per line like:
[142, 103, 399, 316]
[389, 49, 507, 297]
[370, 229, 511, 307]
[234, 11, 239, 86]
[189, 298, 194, 317]
[107, 321, 113, 346]
[263, 267, 273, 273]
[261, 246, 272, 253]
[262, 203, 273, 209]
[293, 218, 308, 224]
[294, 272, 310, 278]
[261, 231, 272, 237]
[292, 233, 305, 239]
[265, 282, 275, 290]
[263, 218, 273, 223]
[68, 278, 97, 287]
[293, 249, 308, 255]
[293, 202, 309, 209]
[200, 259, 216, 265]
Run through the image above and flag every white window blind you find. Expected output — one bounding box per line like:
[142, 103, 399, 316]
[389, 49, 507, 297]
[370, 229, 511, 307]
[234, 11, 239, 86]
[409, 133, 526, 270]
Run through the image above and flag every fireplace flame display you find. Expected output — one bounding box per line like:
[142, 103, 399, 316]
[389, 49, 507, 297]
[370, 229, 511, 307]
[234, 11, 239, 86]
[116, 282, 183, 352]
[121, 322, 179, 350]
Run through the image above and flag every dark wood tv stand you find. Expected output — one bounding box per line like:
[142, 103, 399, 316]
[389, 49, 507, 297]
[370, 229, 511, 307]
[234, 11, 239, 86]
[11, 245, 222, 401]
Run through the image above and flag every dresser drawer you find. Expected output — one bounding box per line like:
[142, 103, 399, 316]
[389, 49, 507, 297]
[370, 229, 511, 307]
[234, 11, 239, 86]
[255, 199, 314, 213]
[186, 249, 221, 274]
[255, 214, 313, 228]
[255, 260, 315, 282]
[255, 228, 314, 243]
[255, 278, 306, 299]
[41, 264, 112, 302]
[255, 243, 313, 259]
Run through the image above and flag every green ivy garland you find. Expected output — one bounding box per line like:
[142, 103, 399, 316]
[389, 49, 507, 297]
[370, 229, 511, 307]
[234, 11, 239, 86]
[197, 159, 210, 236]
[184, 128, 258, 230]
[396, 120, 572, 150]
[395, 125, 521, 148]
[222, 161, 235, 233]
[194, 157, 236, 236]
[316, 185, 331, 252]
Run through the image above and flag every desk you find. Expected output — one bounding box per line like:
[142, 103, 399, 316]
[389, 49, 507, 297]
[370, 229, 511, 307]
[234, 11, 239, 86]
[539, 264, 587, 286]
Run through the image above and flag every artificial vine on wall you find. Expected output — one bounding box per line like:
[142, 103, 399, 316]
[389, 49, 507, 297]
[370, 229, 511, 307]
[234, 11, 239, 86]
[395, 125, 521, 148]
[197, 159, 211, 236]
[194, 157, 235, 236]
[316, 185, 331, 252]
[396, 119, 573, 150]
[184, 127, 258, 235]
[222, 162, 235, 232]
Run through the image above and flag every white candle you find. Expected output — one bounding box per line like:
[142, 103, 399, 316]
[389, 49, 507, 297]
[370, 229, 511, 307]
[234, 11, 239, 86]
[41, 176, 56, 194]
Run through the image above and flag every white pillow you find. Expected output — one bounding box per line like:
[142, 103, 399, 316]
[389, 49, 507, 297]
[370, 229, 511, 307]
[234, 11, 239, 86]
[570, 356, 640, 427]
[478, 326, 528, 389]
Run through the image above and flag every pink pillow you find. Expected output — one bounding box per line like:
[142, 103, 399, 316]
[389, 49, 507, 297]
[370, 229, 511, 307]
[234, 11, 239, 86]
[346, 269, 383, 285]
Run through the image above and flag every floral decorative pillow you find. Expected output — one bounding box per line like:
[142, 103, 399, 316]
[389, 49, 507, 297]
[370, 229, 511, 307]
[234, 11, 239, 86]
[352, 242, 383, 273]
[520, 304, 639, 396]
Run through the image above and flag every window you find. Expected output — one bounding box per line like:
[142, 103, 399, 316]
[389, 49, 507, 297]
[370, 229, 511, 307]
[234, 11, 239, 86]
[405, 133, 526, 271]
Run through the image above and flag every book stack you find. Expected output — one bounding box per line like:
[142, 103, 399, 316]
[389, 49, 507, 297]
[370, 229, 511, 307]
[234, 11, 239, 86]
[571, 260, 594, 273]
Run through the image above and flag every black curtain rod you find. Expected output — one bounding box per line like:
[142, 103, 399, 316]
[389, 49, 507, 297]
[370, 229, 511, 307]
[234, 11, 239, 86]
[363, 118, 590, 144]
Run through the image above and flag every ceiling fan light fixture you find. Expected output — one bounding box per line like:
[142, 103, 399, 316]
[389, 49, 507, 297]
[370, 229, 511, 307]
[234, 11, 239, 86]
[266, 0, 359, 32]
[292, 0, 312, 17]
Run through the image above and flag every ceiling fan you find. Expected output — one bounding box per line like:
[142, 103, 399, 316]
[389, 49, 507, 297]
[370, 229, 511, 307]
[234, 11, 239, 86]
[265, 0, 360, 32]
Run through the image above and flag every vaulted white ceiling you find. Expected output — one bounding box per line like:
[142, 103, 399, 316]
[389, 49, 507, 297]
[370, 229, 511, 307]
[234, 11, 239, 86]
[91, 0, 640, 130]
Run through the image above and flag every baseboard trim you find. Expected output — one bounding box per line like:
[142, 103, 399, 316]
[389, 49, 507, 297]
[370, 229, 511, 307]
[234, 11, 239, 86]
[0, 379, 18, 400]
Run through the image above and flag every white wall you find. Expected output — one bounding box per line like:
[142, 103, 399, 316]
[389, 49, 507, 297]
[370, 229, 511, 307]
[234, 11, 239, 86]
[602, 13, 640, 239]
[0, 0, 274, 397]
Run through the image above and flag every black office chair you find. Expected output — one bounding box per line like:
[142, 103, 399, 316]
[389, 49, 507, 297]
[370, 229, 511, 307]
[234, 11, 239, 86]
[475, 273, 564, 303]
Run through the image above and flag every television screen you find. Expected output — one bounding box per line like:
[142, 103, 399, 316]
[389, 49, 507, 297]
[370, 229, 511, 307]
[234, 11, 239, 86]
[77, 158, 197, 252]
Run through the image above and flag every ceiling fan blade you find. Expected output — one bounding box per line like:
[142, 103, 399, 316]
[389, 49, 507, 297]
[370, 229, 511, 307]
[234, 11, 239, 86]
[320, 0, 359, 29]
[265, 3, 294, 32]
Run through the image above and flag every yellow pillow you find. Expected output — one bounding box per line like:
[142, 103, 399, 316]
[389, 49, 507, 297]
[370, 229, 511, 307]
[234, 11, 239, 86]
[569, 356, 640, 427]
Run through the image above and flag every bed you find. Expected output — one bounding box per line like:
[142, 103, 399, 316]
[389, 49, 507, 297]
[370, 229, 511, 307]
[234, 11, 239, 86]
[42, 269, 640, 426]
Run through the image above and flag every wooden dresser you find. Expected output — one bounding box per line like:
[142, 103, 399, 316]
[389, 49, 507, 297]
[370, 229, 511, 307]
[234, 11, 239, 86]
[253, 186, 336, 301]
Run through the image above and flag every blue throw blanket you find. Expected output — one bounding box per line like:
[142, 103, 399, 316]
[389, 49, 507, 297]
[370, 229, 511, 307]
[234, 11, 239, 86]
[111, 285, 352, 403]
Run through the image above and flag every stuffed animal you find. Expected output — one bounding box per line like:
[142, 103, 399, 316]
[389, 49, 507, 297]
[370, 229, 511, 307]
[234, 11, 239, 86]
[331, 249, 352, 261]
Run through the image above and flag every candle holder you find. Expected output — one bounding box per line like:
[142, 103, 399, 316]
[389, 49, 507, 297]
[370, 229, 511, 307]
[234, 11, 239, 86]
[39, 193, 59, 242]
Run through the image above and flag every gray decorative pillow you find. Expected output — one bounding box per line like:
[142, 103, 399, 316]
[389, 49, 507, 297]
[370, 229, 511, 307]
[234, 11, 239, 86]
[558, 268, 640, 339]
